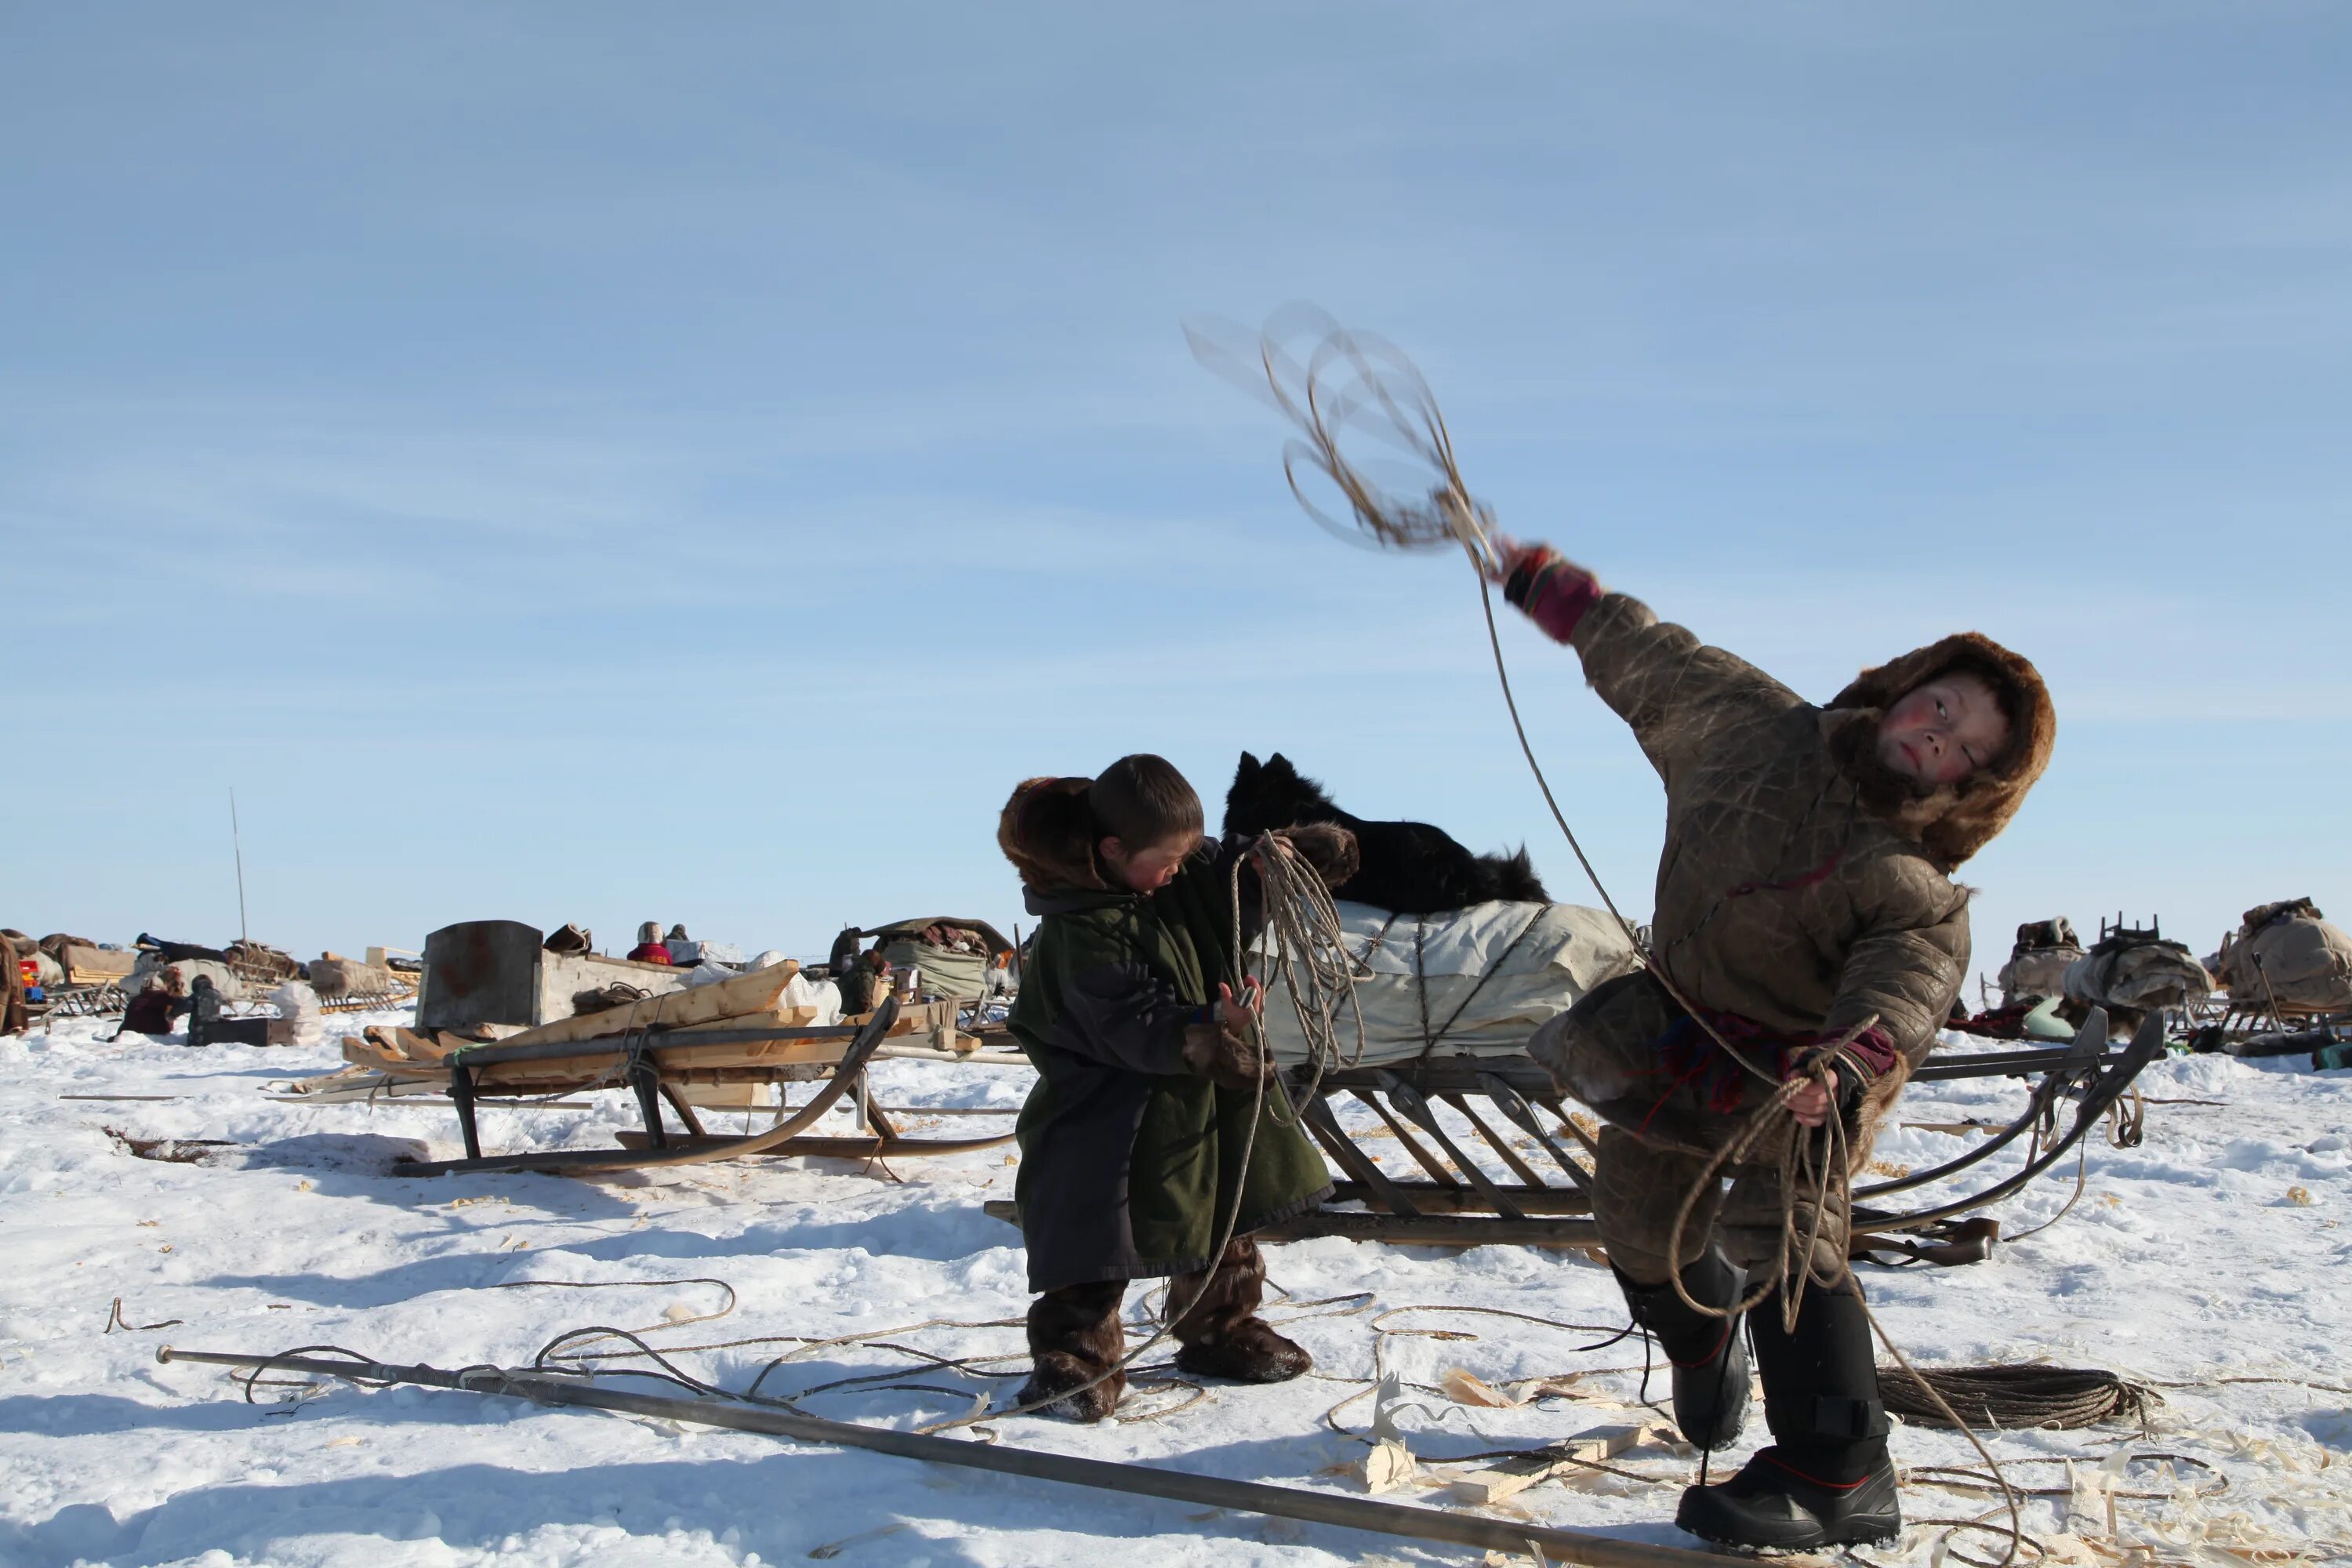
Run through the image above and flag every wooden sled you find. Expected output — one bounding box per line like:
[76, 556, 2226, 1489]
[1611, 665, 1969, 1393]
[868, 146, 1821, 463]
[1243, 1007, 2166, 1259]
[384, 996, 1018, 1178]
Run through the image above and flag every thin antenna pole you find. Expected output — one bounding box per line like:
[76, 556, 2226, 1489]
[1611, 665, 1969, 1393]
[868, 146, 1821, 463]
[230, 789, 250, 946]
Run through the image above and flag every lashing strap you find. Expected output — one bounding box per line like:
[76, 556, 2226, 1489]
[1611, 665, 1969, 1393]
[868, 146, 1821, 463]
[1766, 1392, 1890, 1441]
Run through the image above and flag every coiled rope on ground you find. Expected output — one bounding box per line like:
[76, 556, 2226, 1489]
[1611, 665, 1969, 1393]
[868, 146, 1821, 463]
[1878, 1364, 2161, 1432]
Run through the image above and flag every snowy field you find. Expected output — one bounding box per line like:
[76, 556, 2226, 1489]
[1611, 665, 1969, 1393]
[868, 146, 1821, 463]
[4, 1011, 2349, 1567]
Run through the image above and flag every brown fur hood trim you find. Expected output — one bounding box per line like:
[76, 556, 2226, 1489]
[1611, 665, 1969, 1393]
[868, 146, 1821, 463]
[998, 776, 1110, 895]
[1822, 631, 2056, 873]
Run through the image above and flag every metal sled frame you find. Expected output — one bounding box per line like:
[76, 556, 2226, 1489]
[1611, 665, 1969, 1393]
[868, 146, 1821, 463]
[1251, 1007, 2167, 1256]
[394, 997, 1018, 1179]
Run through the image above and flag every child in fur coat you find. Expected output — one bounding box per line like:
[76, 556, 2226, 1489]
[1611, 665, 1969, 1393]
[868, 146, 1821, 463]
[997, 754, 1355, 1421]
[1500, 542, 2055, 1551]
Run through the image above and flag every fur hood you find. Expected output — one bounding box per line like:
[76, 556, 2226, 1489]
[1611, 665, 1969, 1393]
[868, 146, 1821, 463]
[1821, 631, 2055, 873]
[997, 775, 1111, 896]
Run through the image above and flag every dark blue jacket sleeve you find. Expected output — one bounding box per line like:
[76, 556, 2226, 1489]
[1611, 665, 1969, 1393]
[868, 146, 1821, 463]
[1051, 957, 1200, 1077]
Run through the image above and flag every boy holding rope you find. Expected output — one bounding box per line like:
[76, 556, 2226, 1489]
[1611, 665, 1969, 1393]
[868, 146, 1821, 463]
[997, 756, 1357, 1420]
[1500, 544, 2054, 1549]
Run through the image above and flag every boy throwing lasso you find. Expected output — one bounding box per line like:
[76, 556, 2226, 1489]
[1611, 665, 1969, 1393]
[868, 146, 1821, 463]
[1502, 542, 2055, 1549]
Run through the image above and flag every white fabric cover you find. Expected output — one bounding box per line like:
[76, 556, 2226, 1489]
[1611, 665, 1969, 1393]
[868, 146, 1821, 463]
[267, 981, 325, 1047]
[1250, 900, 1642, 1066]
[780, 971, 843, 1027]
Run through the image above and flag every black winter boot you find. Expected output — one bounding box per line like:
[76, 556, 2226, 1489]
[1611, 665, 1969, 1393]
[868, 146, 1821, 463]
[1616, 1250, 1751, 1450]
[1017, 1281, 1127, 1422]
[1171, 1238, 1312, 1383]
[1676, 1278, 1900, 1550]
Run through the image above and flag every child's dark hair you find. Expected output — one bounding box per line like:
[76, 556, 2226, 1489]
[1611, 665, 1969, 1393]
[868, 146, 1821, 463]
[1087, 753, 1203, 849]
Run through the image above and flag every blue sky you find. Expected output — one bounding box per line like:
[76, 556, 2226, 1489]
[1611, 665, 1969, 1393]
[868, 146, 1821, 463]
[5, 4, 2347, 985]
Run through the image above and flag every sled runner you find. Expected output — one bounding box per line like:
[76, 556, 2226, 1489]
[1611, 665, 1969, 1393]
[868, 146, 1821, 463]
[366, 995, 1020, 1178]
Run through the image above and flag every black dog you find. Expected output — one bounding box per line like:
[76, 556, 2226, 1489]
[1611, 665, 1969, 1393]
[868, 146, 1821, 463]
[1222, 751, 1549, 915]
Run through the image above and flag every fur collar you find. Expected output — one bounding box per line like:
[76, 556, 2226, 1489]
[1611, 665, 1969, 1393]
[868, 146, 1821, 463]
[1821, 631, 2056, 873]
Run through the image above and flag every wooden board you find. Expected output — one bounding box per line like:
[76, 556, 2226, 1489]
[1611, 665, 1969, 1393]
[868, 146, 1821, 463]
[1450, 1425, 1649, 1504]
[492, 962, 800, 1049]
[976, 1200, 1600, 1250]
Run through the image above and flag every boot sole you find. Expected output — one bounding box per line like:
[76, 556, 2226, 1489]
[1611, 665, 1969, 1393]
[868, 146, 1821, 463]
[1675, 1498, 1900, 1552]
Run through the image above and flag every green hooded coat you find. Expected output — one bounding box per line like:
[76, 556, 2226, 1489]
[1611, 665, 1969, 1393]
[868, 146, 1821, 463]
[999, 779, 1335, 1290]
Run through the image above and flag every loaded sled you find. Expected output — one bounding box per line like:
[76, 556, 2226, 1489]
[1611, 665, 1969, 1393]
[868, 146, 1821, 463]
[303, 935, 1024, 1178]
[1249, 902, 2168, 1263]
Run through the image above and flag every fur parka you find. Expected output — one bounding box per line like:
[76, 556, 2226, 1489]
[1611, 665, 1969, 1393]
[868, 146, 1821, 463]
[1528, 590, 2054, 1155]
[996, 777, 1346, 1290]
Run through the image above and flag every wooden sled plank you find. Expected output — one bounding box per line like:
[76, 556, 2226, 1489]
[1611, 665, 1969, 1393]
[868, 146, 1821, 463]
[610, 1131, 1018, 1160]
[1325, 1180, 1590, 1216]
[977, 1200, 1598, 1250]
[1450, 1424, 1649, 1504]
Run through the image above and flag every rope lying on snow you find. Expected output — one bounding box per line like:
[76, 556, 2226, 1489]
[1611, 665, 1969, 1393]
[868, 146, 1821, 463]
[1878, 1364, 2161, 1432]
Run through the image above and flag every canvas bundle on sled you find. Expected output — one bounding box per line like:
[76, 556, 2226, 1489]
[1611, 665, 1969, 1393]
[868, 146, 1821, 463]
[2217, 899, 2352, 1015]
[1249, 900, 1642, 1065]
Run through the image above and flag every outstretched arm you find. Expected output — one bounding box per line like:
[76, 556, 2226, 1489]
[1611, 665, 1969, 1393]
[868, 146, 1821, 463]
[1498, 543, 1801, 779]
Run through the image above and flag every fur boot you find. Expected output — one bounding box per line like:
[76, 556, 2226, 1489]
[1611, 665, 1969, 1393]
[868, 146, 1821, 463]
[1018, 1280, 1127, 1422]
[1169, 1238, 1312, 1383]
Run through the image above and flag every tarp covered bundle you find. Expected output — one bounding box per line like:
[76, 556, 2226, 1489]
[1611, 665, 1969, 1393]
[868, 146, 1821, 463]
[126, 954, 249, 1002]
[309, 956, 401, 1000]
[869, 917, 1012, 1002]
[2063, 924, 2212, 1018]
[2216, 898, 2352, 1016]
[1998, 916, 2085, 1006]
[1251, 900, 1642, 1065]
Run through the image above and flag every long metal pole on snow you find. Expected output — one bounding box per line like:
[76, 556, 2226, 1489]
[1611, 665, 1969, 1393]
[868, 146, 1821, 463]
[155, 1347, 1724, 1566]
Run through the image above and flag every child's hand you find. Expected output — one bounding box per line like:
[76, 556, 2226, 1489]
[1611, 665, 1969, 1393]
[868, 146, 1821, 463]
[1788, 1070, 1838, 1128]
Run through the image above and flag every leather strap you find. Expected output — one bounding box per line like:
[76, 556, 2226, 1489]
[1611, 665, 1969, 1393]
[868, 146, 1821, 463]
[1766, 1392, 1890, 1441]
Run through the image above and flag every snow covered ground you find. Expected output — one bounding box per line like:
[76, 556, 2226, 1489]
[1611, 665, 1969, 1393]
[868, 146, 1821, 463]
[3, 1011, 2348, 1567]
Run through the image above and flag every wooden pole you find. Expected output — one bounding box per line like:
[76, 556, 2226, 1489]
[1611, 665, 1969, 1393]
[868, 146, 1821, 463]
[157, 1348, 1721, 1566]
[230, 789, 249, 946]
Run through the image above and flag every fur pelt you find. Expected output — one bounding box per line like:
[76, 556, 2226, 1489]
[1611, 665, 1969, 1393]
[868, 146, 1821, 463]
[1181, 1011, 1272, 1091]
[1221, 752, 1549, 915]
[1823, 631, 2056, 873]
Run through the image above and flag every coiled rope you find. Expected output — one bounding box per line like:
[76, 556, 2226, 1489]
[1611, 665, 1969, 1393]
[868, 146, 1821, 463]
[1878, 1364, 2160, 1432]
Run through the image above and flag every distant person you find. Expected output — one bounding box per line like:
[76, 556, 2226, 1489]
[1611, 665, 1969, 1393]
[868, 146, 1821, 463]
[135, 932, 230, 964]
[113, 980, 179, 1040]
[837, 947, 891, 1016]
[626, 923, 673, 965]
[2, 948, 28, 1038]
[183, 973, 269, 1048]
